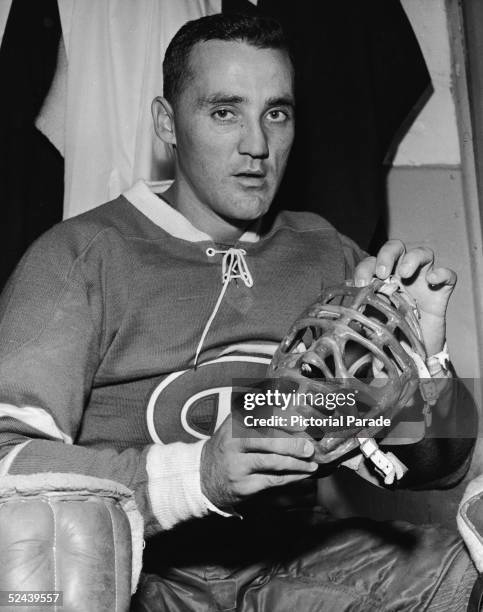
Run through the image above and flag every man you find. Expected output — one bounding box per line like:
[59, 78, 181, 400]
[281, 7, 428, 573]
[0, 13, 477, 611]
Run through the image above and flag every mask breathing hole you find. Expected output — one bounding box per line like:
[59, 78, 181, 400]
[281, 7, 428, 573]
[382, 344, 405, 374]
[361, 304, 388, 325]
[344, 341, 373, 379]
[285, 326, 321, 354]
[300, 362, 325, 379]
[300, 353, 336, 379]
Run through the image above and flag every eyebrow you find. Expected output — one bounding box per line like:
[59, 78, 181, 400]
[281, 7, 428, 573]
[196, 93, 295, 109]
[266, 95, 295, 109]
[196, 94, 246, 108]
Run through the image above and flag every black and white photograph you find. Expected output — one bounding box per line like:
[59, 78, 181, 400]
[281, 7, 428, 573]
[0, 1, 482, 610]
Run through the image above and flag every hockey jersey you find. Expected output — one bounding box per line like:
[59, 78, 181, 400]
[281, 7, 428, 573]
[0, 179, 365, 535]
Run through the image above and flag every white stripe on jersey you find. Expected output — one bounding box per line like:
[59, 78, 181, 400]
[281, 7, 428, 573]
[218, 342, 278, 357]
[0, 404, 73, 444]
[0, 440, 31, 476]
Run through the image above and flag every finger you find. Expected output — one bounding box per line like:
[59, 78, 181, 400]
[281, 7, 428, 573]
[374, 239, 406, 279]
[397, 247, 434, 279]
[425, 266, 457, 288]
[268, 409, 307, 434]
[249, 453, 318, 474]
[248, 472, 314, 494]
[354, 256, 376, 287]
[241, 435, 314, 458]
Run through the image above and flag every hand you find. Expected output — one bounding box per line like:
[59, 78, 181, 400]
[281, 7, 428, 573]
[200, 414, 317, 510]
[354, 239, 456, 355]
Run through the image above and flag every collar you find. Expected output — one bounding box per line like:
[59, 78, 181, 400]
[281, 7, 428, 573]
[123, 179, 260, 244]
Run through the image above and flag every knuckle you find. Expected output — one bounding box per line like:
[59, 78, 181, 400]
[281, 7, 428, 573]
[272, 439, 289, 455]
[356, 256, 376, 270]
[220, 441, 233, 458]
[291, 437, 306, 456]
[226, 457, 240, 477]
[237, 481, 252, 497]
[408, 246, 432, 259]
[279, 437, 299, 457]
[251, 454, 266, 471]
[241, 436, 254, 448]
[278, 436, 293, 453]
[282, 457, 297, 471]
[267, 474, 284, 487]
[387, 239, 404, 249]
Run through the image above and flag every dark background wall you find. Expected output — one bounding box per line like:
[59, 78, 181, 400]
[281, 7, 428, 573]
[0, 0, 63, 290]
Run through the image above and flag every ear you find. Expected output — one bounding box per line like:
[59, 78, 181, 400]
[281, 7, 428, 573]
[151, 96, 176, 147]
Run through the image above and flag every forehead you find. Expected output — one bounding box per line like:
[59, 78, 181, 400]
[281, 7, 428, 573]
[182, 39, 294, 103]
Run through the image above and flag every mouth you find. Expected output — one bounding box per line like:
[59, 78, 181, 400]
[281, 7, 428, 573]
[235, 170, 266, 178]
[233, 170, 267, 187]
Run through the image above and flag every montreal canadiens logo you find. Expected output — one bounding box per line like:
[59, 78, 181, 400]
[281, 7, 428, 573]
[146, 354, 272, 444]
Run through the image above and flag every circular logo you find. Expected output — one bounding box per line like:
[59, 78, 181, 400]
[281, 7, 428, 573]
[146, 355, 271, 444]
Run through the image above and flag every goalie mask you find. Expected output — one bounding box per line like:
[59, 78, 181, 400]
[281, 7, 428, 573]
[268, 276, 431, 470]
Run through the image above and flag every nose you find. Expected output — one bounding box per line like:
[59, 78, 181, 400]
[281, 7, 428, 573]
[238, 118, 269, 159]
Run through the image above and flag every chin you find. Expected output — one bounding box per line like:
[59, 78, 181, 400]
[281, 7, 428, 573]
[231, 195, 272, 220]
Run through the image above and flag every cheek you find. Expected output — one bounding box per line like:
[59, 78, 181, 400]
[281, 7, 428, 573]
[177, 133, 210, 177]
[272, 136, 293, 170]
[177, 128, 204, 159]
[270, 127, 294, 160]
[182, 132, 233, 175]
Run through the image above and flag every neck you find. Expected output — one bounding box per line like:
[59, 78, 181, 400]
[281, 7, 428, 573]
[160, 182, 250, 243]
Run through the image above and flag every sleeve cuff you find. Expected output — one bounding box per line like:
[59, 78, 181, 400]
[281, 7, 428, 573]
[146, 440, 232, 530]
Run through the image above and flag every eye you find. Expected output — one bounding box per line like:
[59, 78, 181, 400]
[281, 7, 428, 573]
[266, 109, 289, 123]
[212, 108, 236, 121]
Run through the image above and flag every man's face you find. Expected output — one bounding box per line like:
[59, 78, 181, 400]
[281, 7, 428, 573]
[168, 40, 295, 230]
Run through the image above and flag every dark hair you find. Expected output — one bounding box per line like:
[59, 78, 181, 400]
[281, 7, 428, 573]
[163, 13, 292, 106]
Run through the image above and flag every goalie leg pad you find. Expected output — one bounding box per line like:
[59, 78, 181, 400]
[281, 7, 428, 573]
[0, 473, 144, 612]
[458, 474, 483, 574]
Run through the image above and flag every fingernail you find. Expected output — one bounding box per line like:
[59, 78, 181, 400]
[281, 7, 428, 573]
[377, 265, 386, 276]
[304, 440, 314, 456]
[355, 278, 366, 288]
[310, 462, 318, 471]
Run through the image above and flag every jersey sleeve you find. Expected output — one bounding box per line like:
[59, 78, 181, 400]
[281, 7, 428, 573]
[382, 376, 477, 490]
[0, 227, 221, 537]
